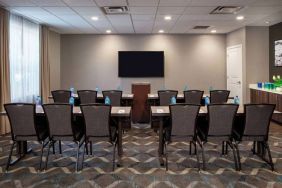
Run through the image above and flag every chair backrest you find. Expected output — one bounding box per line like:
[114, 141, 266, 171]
[158, 90, 178, 106]
[81, 104, 111, 137]
[210, 90, 230, 104]
[102, 90, 122, 106]
[244, 104, 275, 137]
[4, 103, 37, 139]
[43, 104, 73, 138]
[170, 104, 200, 137]
[184, 90, 204, 105]
[208, 104, 238, 136]
[51, 90, 71, 103]
[77, 90, 97, 105]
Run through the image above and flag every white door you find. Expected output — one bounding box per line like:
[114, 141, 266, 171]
[227, 45, 243, 104]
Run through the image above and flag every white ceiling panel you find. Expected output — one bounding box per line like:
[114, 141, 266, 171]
[128, 0, 159, 7]
[0, 0, 34, 7]
[183, 6, 216, 15]
[30, 0, 66, 6]
[1, 0, 282, 34]
[129, 7, 157, 14]
[157, 6, 186, 15]
[71, 6, 104, 16]
[63, 0, 97, 7]
[94, 0, 127, 7]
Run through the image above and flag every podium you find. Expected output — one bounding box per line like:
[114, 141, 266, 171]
[132, 83, 150, 123]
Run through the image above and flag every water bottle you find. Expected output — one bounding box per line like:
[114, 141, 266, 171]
[70, 87, 75, 97]
[105, 96, 111, 105]
[69, 96, 75, 106]
[234, 96, 240, 104]
[184, 85, 189, 91]
[95, 86, 99, 93]
[35, 96, 41, 106]
[209, 86, 213, 92]
[170, 96, 176, 104]
[205, 96, 210, 105]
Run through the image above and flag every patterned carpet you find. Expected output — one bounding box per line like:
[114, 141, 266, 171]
[0, 124, 282, 188]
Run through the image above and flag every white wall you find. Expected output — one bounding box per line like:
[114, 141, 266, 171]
[60, 34, 226, 93]
[48, 30, 61, 91]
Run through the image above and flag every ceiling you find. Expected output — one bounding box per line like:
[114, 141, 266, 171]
[0, 0, 282, 34]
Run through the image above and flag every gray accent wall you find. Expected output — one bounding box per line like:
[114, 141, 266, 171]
[60, 34, 226, 93]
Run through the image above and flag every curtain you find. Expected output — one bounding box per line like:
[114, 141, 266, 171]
[41, 26, 50, 104]
[0, 8, 11, 134]
[9, 14, 40, 103]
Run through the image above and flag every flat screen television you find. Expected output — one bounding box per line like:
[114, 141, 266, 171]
[118, 51, 164, 77]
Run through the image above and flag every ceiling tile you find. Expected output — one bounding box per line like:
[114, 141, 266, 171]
[131, 14, 155, 21]
[129, 6, 157, 14]
[189, 0, 256, 7]
[133, 21, 154, 33]
[63, 0, 97, 7]
[159, 0, 191, 7]
[183, 6, 216, 15]
[94, 0, 127, 7]
[252, 0, 282, 6]
[72, 6, 104, 16]
[0, 0, 35, 7]
[43, 6, 76, 15]
[82, 15, 114, 31]
[128, 0, 159, 7]
[157, 6, 186, 15]
[30, 0, 66, 6]
[107, 15, 134, 33]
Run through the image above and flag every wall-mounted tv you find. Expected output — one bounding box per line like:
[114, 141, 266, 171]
[118, 51, 164, 77]
[275, 40, 282, 66]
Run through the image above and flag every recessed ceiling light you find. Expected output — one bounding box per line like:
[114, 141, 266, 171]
[211, 29, 217, 33]
[236, 15, 244, 20]
[265, 21, 270, 24]
[91, 16, 99, 21]
[158, 30, 164, 33]
[106, 30, 111, 33]
[164, 16, 171, 20]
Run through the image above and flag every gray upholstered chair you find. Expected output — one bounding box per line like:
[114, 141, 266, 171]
[77, 90, 97, 105]
[43, 104, 85, 172]
[184, 90, 204, 105]
[51, 90, 71, 103]
[210, 90, 230, 104]
[233, 104, 275, 171]
[158, 90, 178, 106]
[102, 90, 122, 106]
[164, 104, 201, 170]
[197, 104, 239, 170]
[80, 104, 117, 171]
[4, 103, 49, 171]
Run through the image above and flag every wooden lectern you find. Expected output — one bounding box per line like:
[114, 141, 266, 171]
[132, 83, 150, 123]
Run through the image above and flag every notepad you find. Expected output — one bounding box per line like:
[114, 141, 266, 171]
[118, 109, 125, 113]
[157, 109, 164, 113]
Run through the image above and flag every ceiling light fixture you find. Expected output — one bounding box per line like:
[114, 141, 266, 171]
[106, 30, 112, 33]
[91, 16, 99, 21]
[236, 15, 244, 20]
[164, 16, 171, 20]
[211, 29, 217, 33]
[158, 30, 164, 33]
[265, 21, 270, 24]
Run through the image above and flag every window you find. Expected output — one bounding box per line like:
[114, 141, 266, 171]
[9, 14, 40, 102]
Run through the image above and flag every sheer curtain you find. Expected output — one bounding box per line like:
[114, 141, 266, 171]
[9, 14, 40, 102]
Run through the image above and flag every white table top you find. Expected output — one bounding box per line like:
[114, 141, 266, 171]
[0, 106, 131, 117]
[48, 93, 134, 99]
[148, 93, 209, 99]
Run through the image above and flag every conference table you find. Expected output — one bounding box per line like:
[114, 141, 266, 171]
[150, 105, 280, 165]
[0, 106, 131, 165]
[48, 93, 134, 106]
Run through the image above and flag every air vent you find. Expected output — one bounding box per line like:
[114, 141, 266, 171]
[210, 6, 243, 14]
[193, 26, 210, 29]
[103, 6, 129, 14]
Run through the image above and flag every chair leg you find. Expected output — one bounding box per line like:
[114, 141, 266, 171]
[189, 141, 192, 155]
[194, 141, 200, 171]
[39, 141, 45, 171]
[164, 143, 168, 171]
[225, 141, 228, 155]
[234, 143, 241, 171]
[52, 141, 55, 155]
[252, 141, 256, 154]
[85, 142, 89, 155]
[90, 141, 93, 155]
[222, 141, 225, 155]
[200, 142, 206, 170]
[75, 142, 80, 172]
[6, 142, 15, 172]
[81, 143, 86, 170]
[228, 142, 239, 171]
[59, 141, 62, 154]
[112, 142, 117, 171]
[264, 142, 274, 171]
[45, 141, 52, 170]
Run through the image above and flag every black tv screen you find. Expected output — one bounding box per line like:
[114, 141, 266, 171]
[118, 51, 164, 77]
